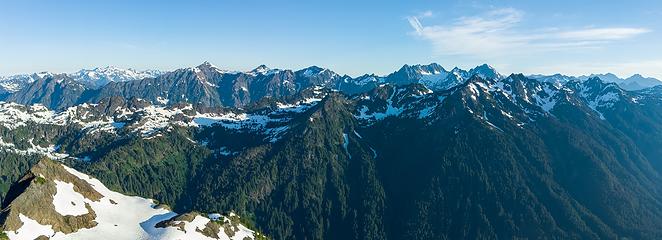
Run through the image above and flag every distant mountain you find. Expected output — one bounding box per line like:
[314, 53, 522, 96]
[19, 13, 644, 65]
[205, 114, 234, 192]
[5, 74, 89, 110]
[6, 62, 660, 110]
[468, 63, 503, 80]
[90, 62, 342, 108]
[621, 74, 662, 90]
[579, 73, 623, 83]
[381, 63, 502, 91]
[0, 67, 162, 97]
[579, 73, 662, 90]
[0, 72, 52, 97]
[0, 62, 505, 109]
[531, 72, 662, 91]
[69, 66, 163, 89]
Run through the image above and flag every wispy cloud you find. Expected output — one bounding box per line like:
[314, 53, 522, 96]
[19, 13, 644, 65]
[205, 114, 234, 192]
[556, 28, 650, 40]
[407, 8, 650, 57]
[417, 10, 433, 18]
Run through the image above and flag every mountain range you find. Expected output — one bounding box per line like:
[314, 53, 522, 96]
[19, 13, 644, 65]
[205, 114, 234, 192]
[1, 63, 662, 239]
[1, 62, 659, 110]
[530, 72, 662, 91]
[0, 67, 162, 97]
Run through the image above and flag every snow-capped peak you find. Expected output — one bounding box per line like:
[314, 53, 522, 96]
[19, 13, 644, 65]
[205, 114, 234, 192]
[194, 61, 232, 74]
[398, 63, 446, 76]
[250, 65, 271, 75]
[299, 66, 327, 77]
[246, 64, 282, 76]
[0, 73, 52, 93]
[0, 67, 162, 92]
[469, 64, 501, 80]
[70, 66, 163, 88]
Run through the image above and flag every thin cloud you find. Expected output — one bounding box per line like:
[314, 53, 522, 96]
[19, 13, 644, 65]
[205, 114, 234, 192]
[408, 8, 651, 57]
[556, 28, 650, 40]
[418, 10, 433, 18]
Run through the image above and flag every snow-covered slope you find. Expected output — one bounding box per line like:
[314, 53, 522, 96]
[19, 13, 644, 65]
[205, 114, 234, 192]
[1, 159, 259, 240]
[0, 72, 52, 95]
[0, 89, 328, 160]
[353, 73, 647, 132]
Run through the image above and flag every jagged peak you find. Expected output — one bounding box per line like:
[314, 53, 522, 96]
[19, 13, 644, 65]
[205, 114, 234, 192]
[625, 74, 660, 82]
[506, 73, 528, 80]
[301, 65, 324, 72]
[250, 64, 271, 74]
[594, 73, 619, 78]
[196, 61, 215, 69]
[298, 65, 335, 77]
[585, 76, 606, 84]
[578, 77, 624, 94]
[398, 63, 446, 74]
[195, 61, 223, 71]
[468, 64, 501, 79]
[472, 63, 496, 70]
[189, 62, 236, 76]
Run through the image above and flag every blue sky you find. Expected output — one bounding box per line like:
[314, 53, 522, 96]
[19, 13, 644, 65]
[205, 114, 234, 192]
[1, 0, 661, 78]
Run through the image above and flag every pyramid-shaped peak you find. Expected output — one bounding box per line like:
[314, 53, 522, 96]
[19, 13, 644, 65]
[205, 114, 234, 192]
[251, 65, 271, 74]
[470, 64, 496, 72]
[254, 64, 270, 71]
[469, 64, 501, 79]
[197, 61, 218, 68]
[303, 65, 324, 71]
[299, 66, 333, 77]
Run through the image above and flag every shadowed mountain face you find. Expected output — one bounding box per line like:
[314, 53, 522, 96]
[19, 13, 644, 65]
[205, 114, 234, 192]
[1, 67, 662, 239]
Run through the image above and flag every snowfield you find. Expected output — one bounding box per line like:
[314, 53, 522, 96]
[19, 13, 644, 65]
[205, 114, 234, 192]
[4, 164, 256, 240]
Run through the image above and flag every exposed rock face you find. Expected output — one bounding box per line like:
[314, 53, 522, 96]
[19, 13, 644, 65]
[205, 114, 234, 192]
[0, 159, 259, 240]
[155, 212, 257, 240]
[0, 158, 101, 235]
[6, 74, 88, 110]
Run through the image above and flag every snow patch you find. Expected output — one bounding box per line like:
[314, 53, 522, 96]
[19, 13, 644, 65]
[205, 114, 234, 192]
[53, 180, 89, 216]
[5, 214, 55, 240]
[11, 164, 260, 240]
[342, 133, 351, 159]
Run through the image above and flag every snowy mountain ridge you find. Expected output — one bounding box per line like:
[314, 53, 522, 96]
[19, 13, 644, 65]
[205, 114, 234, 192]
[0, 72, 647, 160]
[533, 72, 662, 91]
[2, 62, 659, 111]
[0, 88, 329, 161]
[71, 66, 163, 88]
[0, 67, 163, 93]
